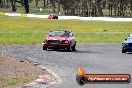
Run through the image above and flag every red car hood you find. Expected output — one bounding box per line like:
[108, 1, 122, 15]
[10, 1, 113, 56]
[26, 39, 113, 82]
[46, 36, 68, 41]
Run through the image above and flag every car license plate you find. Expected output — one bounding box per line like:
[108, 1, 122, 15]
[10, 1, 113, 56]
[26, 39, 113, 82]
[51, 43, 58, 44]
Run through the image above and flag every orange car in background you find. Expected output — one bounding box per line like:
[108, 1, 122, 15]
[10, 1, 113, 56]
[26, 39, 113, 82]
[48, 14, 58, 19]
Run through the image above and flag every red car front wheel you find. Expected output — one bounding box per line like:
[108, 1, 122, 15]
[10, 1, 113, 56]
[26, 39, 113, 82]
[72, 44, 76, 51]
[66, 44, 76, 52]
[43, 46, 47, 50]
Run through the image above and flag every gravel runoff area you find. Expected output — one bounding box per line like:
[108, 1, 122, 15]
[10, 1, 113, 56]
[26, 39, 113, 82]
[0, 52, 59, 88]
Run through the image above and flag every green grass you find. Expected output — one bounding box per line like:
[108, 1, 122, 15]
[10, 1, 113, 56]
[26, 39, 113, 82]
[0, 16, 132, 44]
[0, 77, 30, 87]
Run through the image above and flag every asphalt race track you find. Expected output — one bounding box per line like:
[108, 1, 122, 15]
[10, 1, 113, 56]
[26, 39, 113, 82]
[0, 43, 132, 88]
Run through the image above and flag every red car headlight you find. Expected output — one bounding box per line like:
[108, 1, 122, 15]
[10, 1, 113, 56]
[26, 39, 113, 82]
[65, 40, 69, 44]
[61, 40, 69, 44]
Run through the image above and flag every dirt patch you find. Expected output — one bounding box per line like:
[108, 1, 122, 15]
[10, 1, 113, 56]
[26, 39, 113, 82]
[0, 52, 49, 88]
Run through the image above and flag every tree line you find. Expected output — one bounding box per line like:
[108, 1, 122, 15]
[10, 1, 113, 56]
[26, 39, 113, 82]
[60, 0, 132, 17]
[0, 0, 30, 13]
[0, 0, 132, 17]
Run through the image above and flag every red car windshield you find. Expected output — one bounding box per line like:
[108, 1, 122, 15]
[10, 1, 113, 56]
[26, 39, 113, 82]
[48, 31, 69, 37]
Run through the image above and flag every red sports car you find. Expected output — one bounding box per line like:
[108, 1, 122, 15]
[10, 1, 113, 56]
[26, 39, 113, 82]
[42, 30, 76, 51]
[48, 14, 58, 19]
